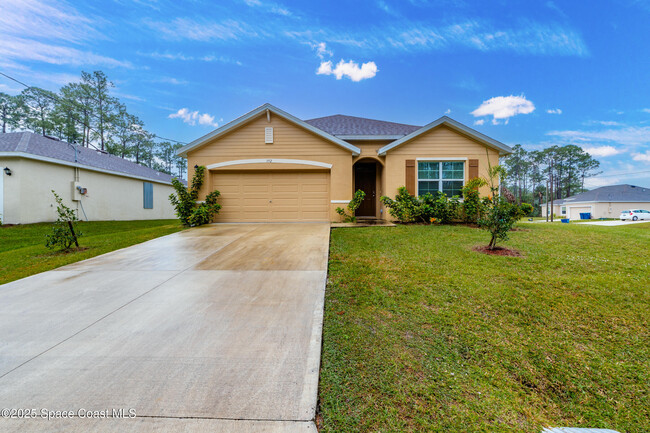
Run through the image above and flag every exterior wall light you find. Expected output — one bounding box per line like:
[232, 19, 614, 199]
[3, 167, 11, 176]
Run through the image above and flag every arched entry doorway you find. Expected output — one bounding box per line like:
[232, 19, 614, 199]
[353, 158, 383, 218]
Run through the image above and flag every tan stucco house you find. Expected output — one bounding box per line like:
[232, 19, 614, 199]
[541, 184, 650, 219]
[0, 132, 178, 225]
[177, 103, 513, 222]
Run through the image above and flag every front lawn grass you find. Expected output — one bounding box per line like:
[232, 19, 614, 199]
[0, 219, 184, 285]
[320, 222, 649, 432]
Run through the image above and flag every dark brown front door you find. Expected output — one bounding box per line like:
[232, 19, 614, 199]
[354, 163, 376, 217]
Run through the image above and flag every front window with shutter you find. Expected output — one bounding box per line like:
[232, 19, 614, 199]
[417, 161, 464, 197]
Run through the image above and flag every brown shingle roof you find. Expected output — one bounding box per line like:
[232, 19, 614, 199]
[305, 114, 421, 136]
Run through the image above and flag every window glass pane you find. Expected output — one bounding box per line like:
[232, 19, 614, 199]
[418, 162, 439, 180]
[441, 181, 463, 197]
[143, 182, 153, 209]
[442, 161, 464, 179]
[418, 180, 439, 196]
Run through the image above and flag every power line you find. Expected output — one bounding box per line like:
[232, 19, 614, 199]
[587, 169, 650, 179]
[0, 70, 188, 146]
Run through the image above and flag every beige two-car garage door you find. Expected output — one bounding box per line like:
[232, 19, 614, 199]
[212, 170, 330, 222]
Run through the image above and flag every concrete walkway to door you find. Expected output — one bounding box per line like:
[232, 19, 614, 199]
[0, 224, 329, 432]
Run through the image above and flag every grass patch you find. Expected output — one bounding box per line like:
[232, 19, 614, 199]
[0, 220, 184, 284]
[320, 222, 649, 432]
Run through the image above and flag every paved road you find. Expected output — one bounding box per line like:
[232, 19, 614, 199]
[0, 224, 329, 432]
[522, 220, 649, 226]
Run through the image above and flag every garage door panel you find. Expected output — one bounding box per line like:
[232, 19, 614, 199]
[211, 170, 329, 222]
[301, 184, 328, 193]
[273, 198, 300, 206]
[569, 206, 591, 219]
[272, 185, 300, 194]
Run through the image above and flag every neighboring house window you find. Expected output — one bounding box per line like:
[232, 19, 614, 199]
[561, 206, 566, 215]
[143, 182, 153, 209]
[417, 161, 464, 197]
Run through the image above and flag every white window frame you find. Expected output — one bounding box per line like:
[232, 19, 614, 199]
[416, 159, 465, 197]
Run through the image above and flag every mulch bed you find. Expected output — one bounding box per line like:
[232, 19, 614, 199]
[472, 245, 523, 257]
[37, 246, 90, 258]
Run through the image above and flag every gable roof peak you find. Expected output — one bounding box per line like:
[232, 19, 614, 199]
[377, 115, 513, 156]
[176, 103, 361, 156]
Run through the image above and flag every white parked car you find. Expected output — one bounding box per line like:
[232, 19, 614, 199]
[620, 209, 650, 221]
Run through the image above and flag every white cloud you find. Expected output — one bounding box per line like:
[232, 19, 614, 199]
[471, 95, 535, 124]
[312, 42, 332, 60]
[317, 59, 378, 82]
[377, 0, 399, 16]
[0, 83, 23, 95]
[547, 108, 562, 114]
[547, 126, 650, 146]
[139, 51, 242, 65]
[114, 92, 145, 102]
[0, 36, 131, 68]
[155, 15, 588, 58]
[582, 145, 623, 157]
[444, 108, 451, 115]
[243, 0, 291, 16]
[0, 0, 98, 43]
[169, 108, 219, 127]
[474, 119, 485, 126]
[148, 18, 256, 42]
[585, 120, 622, 126]
[155, 77, 188, 85]
[377, 21, 589, 56]
[632, 151, 650, 162]
[584, 176, 623, 188]
[642, 108, 650, 114]
[0, 1, 129, 69]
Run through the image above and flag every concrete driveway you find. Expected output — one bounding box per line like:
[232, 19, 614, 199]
[576, 220, 650, 226]
[0, 224, 329, 432]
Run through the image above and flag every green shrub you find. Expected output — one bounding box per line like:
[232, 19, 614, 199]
[169, 165, 222, 227]
[421, 192, 460, 224]
[336, 189, 366, 222]
[380, 187, 424, 223]
[45, 190, 82, 251]
[380, 187, 459, 224]
[460, 177, 488, 223]
[519, 202, 534, 216]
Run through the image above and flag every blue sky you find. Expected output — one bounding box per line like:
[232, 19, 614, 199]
[1, 0, 649, 188]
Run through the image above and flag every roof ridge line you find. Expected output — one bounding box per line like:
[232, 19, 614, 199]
[16, 131, 31, 152]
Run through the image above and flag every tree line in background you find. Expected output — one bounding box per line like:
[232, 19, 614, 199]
[0, 71, 186, 179]
[501, 144, 601, 215]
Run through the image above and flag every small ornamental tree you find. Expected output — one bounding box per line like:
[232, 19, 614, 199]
[169, 165, 221, 226]
[45, 190, 82, 251]
[336, 189, 366, 222]
[477, 162, 524, 250]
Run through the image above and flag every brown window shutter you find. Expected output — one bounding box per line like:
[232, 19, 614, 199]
[468, 159, 479, 181]
[405, 159, 416, 195]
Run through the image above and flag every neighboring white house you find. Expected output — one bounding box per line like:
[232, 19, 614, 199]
[0, 132, 180, 225]
[541, 184, 650, 219]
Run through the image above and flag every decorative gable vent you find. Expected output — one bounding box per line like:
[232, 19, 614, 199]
[265, 127, 273, 144]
